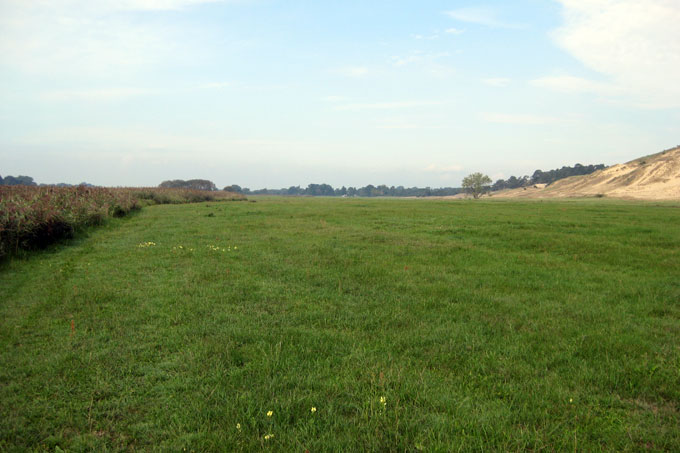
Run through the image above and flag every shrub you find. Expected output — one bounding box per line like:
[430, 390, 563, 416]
[0, 186, 245, 259]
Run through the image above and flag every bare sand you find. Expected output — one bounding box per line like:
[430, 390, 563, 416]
[489, 146, 680, 201]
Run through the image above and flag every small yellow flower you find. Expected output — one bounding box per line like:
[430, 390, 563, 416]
[234, 246, 238, 249]
[311, 407, 317, 413]
[266, 410, 273, 417]
[236, 423, 241, 431]
[380, 396, 386, 404]
[569, 398, 573, 403]
[264, 434, 274, 440]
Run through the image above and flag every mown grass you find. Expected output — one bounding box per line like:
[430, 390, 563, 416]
[1, 197, 678, 452]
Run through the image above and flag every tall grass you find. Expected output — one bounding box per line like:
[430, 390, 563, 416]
[0, 186, 244, 258]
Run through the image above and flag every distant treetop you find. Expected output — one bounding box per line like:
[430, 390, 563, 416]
[159, 179, 217, 191]
[0, 175, 37, 186]
[491, 163, 606, 191]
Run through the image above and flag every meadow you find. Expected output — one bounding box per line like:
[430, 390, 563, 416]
[1, 197, 678, 451]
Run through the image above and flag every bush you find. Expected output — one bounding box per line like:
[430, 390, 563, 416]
[0, 186, 245, 259]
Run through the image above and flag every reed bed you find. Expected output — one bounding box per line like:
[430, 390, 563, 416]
[0, 185, 244, 258]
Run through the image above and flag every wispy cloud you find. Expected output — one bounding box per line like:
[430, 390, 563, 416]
[530, 75, 618, 95]
[425, 163, 464, 173]
[320, 96, 346, 102]
[337, 66, 369, 78]
[41, 88, 150, 101]
[113, 0, 227, 11]
[445, 7, 522, 29]
[390, 51, 451, 67]
[335, 101, 444, 111]
[200, 81, 232, 89]
[375, 119, 446, 130]
[411, 33, 439, 40]
[546, 0, 680, 108]
[482, 77, 511, 87]
[481, 113, 560, 125]
[0, 0, 231, 77]
[445, 27, 465, 35]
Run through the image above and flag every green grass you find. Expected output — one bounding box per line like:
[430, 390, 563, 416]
[1, 197, 679, 452]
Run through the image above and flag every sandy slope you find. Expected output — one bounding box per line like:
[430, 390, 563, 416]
[492, 146, 680, 200]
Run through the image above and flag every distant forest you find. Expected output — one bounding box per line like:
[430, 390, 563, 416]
[490, 163, 606, 191]
[0, 175, 94, 187]
[2, 162, 606, 195]
[0, 175, 37, 186]
[225, 184, 464, 197]
[224, 163, 606, 197]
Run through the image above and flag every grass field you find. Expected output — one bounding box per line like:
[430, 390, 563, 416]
[1, 197, 679, 451]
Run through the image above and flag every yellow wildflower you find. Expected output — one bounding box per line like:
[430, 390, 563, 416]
[264, 434, 274, 440]
[266, 410, 273, 417]
[236, 423, 241, 431]
[311, 407, 317, 413]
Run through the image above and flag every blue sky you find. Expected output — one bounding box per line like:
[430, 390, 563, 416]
[1, 0, 679, 188]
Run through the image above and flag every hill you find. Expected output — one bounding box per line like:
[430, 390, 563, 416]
[493, 146, 680, 200]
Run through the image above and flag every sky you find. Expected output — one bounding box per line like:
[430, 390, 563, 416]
[1, 0, 679, 189]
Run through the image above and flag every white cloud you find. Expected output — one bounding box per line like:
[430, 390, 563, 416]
[15, 125, 320, 157]
[546, 0, 680, 108]
[0, 0, 227, 76]
[445, 7, 522, 29]
[200, 81, 232, 89]
[445, 28, 464, 35]
[425, 164, 463, 173]
[390, 51, 451, 67]
[110, 0, 225, 11]
[481, 113, 560, 125]
[482, 77, 511, 87]
[320, 96, 346, 102]
[411, 33, 439, 40]
[375, 119, 445, 130]
[335, 101, 444, 111]
[388, 52, 455, 78]
[41, 88, 149, 101]
[338, 66, 369, 78]
[530, 75, 619, 95]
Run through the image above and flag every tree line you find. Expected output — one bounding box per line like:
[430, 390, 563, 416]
[158, 179, 218, 191]
[0, 175, 37, 186]
[2, 161, 607, 195]
[491, 163, 605, 191]
[223, 184, 463, 197]
[1, 175, 96, 187]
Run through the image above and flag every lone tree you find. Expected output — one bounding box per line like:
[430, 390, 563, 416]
[462, 172, 492, 199]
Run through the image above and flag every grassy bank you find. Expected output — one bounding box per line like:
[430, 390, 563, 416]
[0, 186, 245, 259]
[1, 198, 678, 451]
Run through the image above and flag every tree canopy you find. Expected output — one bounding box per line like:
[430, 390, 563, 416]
[462, 173, 492, 199]
[159, 179, 217, 191]
[0, 175, 37, 186]
[491, 163, 606, 191]
[227, 183, 464, 197]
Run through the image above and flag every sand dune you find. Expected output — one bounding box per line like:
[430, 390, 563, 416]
[492, 146, 680, 200]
